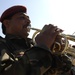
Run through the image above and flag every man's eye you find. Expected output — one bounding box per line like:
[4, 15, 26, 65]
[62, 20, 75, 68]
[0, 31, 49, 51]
[19, 17, 25, 20]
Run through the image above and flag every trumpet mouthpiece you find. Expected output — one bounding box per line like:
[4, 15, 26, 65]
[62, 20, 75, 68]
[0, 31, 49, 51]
[30, 27, 41, 31]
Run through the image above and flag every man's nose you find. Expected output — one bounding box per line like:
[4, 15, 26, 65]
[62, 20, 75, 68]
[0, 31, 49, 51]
[26, 18, 31, 24]
[24, 19, 31, 27]
[26, 18, 31, 23]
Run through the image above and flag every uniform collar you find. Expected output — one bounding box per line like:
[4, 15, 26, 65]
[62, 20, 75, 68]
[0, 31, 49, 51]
[5, 34, 25, 40]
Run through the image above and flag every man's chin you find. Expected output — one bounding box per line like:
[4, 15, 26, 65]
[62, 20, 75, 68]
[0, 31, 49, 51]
[23, 33, 29, 38]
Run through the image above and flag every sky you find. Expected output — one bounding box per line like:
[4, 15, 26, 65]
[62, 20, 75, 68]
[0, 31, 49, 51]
[0, 0, 75, 44]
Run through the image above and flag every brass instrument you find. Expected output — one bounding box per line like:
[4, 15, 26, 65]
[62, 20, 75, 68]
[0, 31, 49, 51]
[30, 27, 75, 65]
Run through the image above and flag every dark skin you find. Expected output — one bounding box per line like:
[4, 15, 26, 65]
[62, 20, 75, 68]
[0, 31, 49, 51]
[3, 12, 31, 38]
[3, 12, 63, 50]
[35, 24, 63, 49]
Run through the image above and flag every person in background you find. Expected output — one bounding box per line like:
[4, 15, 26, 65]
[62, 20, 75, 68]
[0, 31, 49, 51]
[0, 5, 73, 75]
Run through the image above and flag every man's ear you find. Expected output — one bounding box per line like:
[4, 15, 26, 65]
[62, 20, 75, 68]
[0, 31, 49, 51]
[3, 20, 10, 28]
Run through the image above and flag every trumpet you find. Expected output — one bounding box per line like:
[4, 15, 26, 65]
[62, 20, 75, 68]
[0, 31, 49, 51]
[30, 27, 75, 65]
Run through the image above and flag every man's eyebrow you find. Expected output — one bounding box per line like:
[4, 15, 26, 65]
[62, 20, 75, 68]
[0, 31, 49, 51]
[19, 13, 29, 18]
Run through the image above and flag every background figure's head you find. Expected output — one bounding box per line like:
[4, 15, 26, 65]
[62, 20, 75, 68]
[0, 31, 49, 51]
[0, 5, 31, 38]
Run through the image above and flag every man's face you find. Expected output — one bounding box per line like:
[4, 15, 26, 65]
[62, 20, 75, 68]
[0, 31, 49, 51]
[7, 12, 31, 38]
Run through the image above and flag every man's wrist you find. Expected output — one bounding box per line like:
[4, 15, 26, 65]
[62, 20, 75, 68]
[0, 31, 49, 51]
[34, 43, 51, 52]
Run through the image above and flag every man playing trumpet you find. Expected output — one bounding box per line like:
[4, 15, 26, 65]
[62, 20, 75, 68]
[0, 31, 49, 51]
[0, 5, 73, 75]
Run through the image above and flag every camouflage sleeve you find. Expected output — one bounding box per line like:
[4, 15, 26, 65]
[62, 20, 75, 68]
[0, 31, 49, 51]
[0, 39, 73, 75]
[0, 55, 31, 75]
[26, 47, 53, 75]
[0, 41, 10, 73]
[0, 40, 31, 75]
[26, 46, 73, 75]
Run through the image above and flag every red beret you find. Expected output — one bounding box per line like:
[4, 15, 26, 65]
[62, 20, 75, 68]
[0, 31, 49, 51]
[0, 5, 27, 22]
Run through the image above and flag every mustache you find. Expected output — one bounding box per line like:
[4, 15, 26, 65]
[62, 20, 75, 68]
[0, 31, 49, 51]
[23, 24, 31, 28]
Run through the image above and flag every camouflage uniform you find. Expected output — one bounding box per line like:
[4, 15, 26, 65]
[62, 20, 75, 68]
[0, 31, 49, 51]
[0, 34, 72, 75]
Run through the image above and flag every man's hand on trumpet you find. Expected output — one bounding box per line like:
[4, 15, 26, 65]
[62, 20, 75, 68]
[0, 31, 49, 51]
[35, 24, 63, 50]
